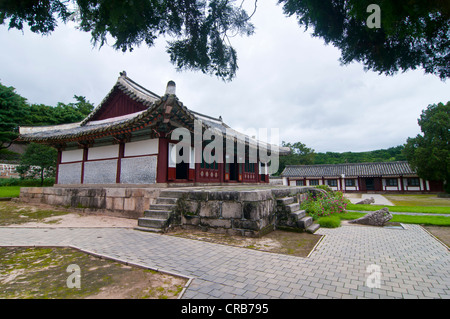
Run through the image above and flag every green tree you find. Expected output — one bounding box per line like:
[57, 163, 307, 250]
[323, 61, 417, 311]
[17, 143, 58, 186]
[279, 0, 450, 80]
[0, 0, 255, 81]
[404, 102, 450, 193]
[277, 141, 315, 175]
[0, 81, 94, 152]
[0, 83, 28, 150]
[314, 146, 406, 164]
[1, 1, 448, 80]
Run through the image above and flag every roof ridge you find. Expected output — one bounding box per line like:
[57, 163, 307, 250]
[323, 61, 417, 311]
[285, 161, 408, 167]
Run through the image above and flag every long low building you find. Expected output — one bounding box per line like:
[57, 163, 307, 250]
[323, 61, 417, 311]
[281, 161, 444, 193]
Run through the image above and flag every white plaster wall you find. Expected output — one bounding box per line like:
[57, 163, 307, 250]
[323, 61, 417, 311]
[58, 162, 82, 184]
[124, 138, 159, 157]
[385, 186, 398, 191]
[61, 149, 83, 163]
[83, 159, 117, 184]
[120, 156, 157, 184]
[88, 144, 119, 160]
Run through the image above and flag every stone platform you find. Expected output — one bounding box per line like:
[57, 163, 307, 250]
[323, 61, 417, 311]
[17, 185, 324, 236]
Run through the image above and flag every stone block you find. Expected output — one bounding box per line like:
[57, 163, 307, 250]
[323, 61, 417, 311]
[200, 218, 231, 229]
[238, 190, 272, 202]
[124, 197, 136, 211]
[113, 197, 124, 210]
[181, 215, 200, 226]
[184, 201, 199, 215]
[208, 191, 240, 201]
[25, 187, 43, 194]
[198, 201, 220, 218]
[106, 188, 126, 198]
[243, 200, 274, 220]
[126, 188, 145, 198]
[135, 197, 150, 212]
[221, 202, 242, 219]
[188, 191, 208, 201]
[106, 197, 114, 210]
[232, 219, 260, 231]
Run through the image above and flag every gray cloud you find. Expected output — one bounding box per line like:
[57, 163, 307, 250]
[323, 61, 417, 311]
[0, 1, 448, 153]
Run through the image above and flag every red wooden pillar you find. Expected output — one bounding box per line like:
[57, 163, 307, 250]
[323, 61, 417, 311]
[55, 149, 62, 184]
[80, 147, 88, 184]
[218, 162, 224, 183]
[157, 137, 169, 183]
[116, 142, 125, 183]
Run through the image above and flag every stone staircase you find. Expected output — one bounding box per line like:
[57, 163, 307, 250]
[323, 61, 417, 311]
[134, 190, 184, 233]
[135, 190, 319, 234]
[276, 196, 320, 234]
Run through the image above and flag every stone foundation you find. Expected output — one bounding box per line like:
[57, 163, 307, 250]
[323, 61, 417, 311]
[18, 186, 162, 219]
[18, 185, 323, 235]
[169, 186, 323, 237]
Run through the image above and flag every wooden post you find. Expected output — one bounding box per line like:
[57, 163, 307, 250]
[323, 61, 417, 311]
[116, 141, 125, 183]
[157, 137, 169, 183]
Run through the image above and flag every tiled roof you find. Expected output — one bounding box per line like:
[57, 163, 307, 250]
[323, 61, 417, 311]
[281, 161, 416, 178]
[17, 72, 290, 155]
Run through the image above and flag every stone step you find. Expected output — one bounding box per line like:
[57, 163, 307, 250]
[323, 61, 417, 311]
[150, 203, 175, 211]
[155, 197, 178, 205]
[285, 202, 300, 213]
[291, 209, 306, 220]
[159, 190, 186, 199]
[306, 223, 320, 234]
[277, 196, 295, 206]
[134, 226, 164, 233]
[144, 210, 171, 219]
[297, 216, 313, 229]
[138, 217, 168, 229]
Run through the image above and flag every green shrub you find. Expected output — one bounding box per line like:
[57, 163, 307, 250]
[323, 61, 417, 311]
[300, 191, 349, 220]
[317, 216, 341, 228]
[0, 178, 55, 187]
[313, 185, 333, 193]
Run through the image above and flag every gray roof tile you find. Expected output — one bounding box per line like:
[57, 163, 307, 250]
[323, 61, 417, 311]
[281, 161, 416, 177]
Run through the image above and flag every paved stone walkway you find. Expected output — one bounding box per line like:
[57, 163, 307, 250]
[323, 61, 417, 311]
[0, 224, 449, 299]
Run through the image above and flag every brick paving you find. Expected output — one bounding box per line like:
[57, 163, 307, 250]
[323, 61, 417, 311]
[0, 224, 449, 299]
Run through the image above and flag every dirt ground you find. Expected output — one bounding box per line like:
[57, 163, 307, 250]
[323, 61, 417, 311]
[168, 228, 323, 257]
[0, 247, 187, 299]
[423, 226, 450, 248]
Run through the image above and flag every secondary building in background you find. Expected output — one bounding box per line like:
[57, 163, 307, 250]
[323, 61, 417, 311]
[281, 161, 444, 193]
[17, 72, 288, 186]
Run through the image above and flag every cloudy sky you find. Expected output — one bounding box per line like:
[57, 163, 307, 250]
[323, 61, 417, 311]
[1, 1, 449, 153]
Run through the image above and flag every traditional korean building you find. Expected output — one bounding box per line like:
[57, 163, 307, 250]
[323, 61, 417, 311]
[281, 161, 444, 193]
[18, 72, 289, 186]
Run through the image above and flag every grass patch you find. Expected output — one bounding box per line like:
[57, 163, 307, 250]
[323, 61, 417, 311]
[317, 216, 341, 228]
[0, 186, 21, 198]
[0, 202, 70, 226]
[346, 203, 450, 214]
[384, 194, 450, 207]
[336, 211, 450, 226]
[0, 247, 187, 299]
